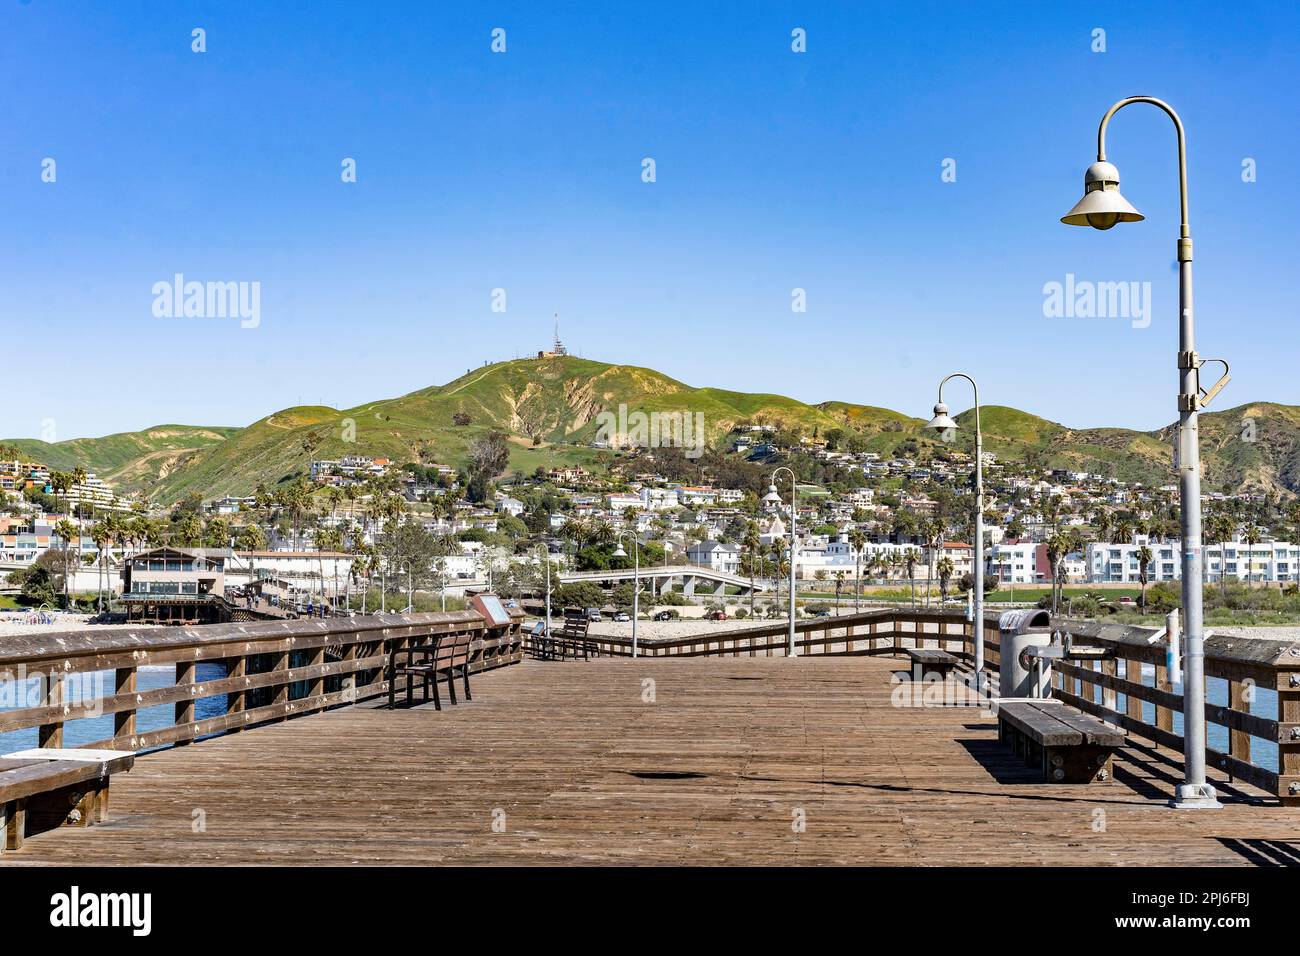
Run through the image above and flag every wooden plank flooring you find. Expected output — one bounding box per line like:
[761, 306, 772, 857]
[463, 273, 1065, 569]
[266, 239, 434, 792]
[4, 656, 1298, 866]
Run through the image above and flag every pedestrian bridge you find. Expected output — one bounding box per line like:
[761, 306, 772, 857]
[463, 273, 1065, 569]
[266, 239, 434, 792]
[559, 563, 766, 596]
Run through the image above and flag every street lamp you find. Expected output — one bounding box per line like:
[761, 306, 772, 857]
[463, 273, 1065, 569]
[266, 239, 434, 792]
[764, 467, 798, 657]
[924, 376, 985, 692]
[613, 533, 641, 658]
[539, 542, 552, 640]
[1061, 96, 1228, 810]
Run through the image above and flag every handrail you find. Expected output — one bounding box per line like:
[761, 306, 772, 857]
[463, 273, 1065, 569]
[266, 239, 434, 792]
[0, 608, 525, 753]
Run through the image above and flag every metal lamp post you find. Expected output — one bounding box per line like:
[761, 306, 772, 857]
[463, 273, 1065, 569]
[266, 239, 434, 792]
[539, 543, 553, 640]
[613, 534, 640, 658]
[764, 467, 798, 657]
[1062, 96, 1228, 809]
[924, 375, 985, 690]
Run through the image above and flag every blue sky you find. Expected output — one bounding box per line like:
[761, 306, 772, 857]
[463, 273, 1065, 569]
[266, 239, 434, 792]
[2, 0, 1297, 440]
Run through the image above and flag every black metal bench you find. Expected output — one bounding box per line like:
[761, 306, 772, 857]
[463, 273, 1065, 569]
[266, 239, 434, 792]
[996, 699, 1126, 783]
[902, 646, 961, 678]
[1, 748, 135, 852]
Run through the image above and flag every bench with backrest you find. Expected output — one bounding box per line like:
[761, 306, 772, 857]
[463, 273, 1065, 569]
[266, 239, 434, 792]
[996, 699, 1126, 783]
[556, 608, 600, 660]
[1, 748, 134, 852]
[387, 629, 474, 710]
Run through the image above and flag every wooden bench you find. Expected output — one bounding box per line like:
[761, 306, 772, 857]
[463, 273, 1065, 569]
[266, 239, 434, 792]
[387, 630, 473, 710]
[1, 748, 135, 852]
[996, 699, 1126, 783]
[902, 647, 961, 678]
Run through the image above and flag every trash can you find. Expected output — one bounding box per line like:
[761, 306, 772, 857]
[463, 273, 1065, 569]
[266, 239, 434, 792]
[998, 609, 1053, 699]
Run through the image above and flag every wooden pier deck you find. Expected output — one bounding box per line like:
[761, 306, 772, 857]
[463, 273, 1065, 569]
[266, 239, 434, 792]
[7, 656, 1298, 866]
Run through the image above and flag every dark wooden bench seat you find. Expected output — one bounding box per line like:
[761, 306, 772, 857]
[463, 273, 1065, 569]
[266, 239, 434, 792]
[1, 748, 135, 852]
[532, 610, 596, 661]
[902, 646, 961, 677]
[996, 699, 1125, 783]
[387, 630, 473, 710]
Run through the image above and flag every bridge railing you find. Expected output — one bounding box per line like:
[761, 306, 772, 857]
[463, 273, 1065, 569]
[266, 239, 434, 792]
[0, 609, 524, 753]
[576, 608, 1298, 805]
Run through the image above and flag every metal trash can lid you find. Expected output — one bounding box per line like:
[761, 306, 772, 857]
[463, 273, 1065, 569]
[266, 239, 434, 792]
[998, 608, 1051, 633]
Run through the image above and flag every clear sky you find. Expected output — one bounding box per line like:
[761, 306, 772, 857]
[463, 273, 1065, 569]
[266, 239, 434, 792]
[2, 0, 1297, 441]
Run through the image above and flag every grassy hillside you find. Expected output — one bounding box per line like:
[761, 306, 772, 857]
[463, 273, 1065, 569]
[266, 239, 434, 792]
[5, 356, 1298, 504]
[147, 357, 855, 502]
[1, 425, 238, 495]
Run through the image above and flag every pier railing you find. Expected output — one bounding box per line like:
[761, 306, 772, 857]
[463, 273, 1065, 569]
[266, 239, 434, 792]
[573, 609, 1299, 805]
[0, 609, 524, 752]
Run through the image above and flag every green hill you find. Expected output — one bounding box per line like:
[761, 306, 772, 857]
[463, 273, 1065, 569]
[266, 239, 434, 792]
[144, 356, 854, 502]
[5, 356, 1299, 504]
[1, 425, 238, 494]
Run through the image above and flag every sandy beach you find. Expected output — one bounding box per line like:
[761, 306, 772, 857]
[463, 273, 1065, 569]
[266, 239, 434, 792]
[0, 611, 157, 639]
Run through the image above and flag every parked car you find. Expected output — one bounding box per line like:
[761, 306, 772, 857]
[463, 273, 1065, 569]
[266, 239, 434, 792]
[812, 609, 832, 618]
[612, 611, 631, 622]
[585, 607, 602, 622]
[705, 609, 728, 621]
[653, 610, 678, 621]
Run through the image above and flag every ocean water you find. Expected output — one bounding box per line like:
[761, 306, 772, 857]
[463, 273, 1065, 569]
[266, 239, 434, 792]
[1082, 662, 1279, 773]
[0, 662, 231, 754]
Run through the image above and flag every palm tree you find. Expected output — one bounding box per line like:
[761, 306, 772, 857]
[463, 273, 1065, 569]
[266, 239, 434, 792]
[833, 570, 845, 613]
[50, 471, 72, 518]
[54, 517, 78, 608]
[1045, 532, 1069, 614]
[936, 556, 954, 604]
[1136, 544, 1153, 611]
[847, 527, 867, 611]
[90, 521, 111, 612]
[1242, 522, 1262, 587]
[904, 548, 919, 608]
[923, 517, 945, 608]
[1094, 509, 1112, 545]
[1207, 511, 1235, 599]
[742, 521, 761, 617]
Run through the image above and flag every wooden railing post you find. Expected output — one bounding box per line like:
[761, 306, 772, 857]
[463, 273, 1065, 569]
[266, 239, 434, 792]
[1125, 655, 1143, 725]
[1228, 679, 1250, 782]
[174, 660, 196, 746]
[226, 654, 246, 732]
[309, 645, 326, 705]
[1154, 661, 1174, 749]
[37, 670, 63, 749]
[271, 649, 289, 721]
[1101, 659, 1117, 711]
[1280, 679, 1300, 807]
[114, 665, 138, 744]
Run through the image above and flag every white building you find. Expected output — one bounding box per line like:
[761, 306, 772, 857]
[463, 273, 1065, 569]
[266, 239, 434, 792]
[1085, 536, 1299, 584]
[987, 541, 1041, 585]
[687, 539, 741, 574]
[495, 496, 524, 517]
[641, 487, 680, 511]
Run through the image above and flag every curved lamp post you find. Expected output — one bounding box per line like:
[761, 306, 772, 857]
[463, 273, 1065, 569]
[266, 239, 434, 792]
[613, 532, 641, 658]
[924, 375, 985, 689]
[1062, 96, 1227, 810]
[764, 467, 798, 657]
